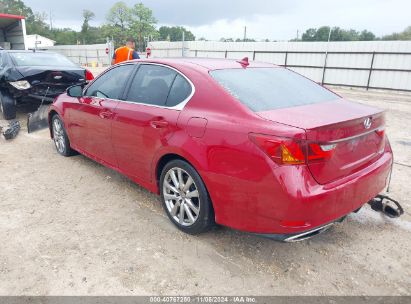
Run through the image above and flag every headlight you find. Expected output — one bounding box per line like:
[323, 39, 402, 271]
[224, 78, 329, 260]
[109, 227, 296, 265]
[9, 80, 31, 90]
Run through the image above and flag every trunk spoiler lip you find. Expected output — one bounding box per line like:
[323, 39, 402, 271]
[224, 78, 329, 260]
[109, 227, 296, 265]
[320, 126, 383, 144]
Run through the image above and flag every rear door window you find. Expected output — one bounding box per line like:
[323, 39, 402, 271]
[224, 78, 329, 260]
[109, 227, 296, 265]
[210, 68, 339, 112]
[126, 64, 177, 106]
[166, 74, 192, 107]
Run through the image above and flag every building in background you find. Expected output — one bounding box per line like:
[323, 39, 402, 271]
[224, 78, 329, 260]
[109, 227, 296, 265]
[26, 34, 55, 49]
[0, 13, 27, 50]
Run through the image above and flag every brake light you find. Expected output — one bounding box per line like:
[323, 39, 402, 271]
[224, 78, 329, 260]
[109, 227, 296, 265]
[376, 127, 385, 138]
[249, 134, 336, 165]
[375, 127, 386, 152]
[85, 69, 94, 81]
[307, 143, 336, 161]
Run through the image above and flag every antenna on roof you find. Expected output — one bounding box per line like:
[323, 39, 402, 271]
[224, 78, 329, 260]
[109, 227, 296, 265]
[237, 57, 249, 68]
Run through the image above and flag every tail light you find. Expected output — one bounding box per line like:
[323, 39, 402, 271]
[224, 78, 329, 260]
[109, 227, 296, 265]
[249, 133, 336, 166]
[85, 69, 94, 81]
[375, 127, 385, 138]
[375, 126, 386, 152]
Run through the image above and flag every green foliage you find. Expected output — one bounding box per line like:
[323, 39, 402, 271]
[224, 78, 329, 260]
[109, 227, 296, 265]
[382, 26, 411, 41]
[49, 28, 79, 45]
[0, 0, 49, 36]
[301, 26, 377, 41]
[2, 0, 410, 46]
[159, 26, 195, 42]
[130, 2, 158, 50]
[359, 30, 376, 41]
[0, 0, 34, 20]
[104, 2, 159, 50]
[80, 10, 95, 44]
[106, 1, 131, 30]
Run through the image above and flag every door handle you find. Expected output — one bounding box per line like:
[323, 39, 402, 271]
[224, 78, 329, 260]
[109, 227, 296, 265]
[99, 110, 113, 119]
[150, 120, 169, 129]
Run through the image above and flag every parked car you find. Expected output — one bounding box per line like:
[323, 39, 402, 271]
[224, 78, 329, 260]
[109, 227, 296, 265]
[48, 58, 393, 242]
[0, 50, 94, 120]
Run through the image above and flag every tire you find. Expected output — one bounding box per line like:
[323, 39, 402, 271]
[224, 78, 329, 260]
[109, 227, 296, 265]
[51, 114, 76, 157]
[0, 90, 16, 120]
[160, 159, 215, 235]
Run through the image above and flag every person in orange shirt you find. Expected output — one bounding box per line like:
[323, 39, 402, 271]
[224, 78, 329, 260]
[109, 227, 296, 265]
[111, 37, 140, 65]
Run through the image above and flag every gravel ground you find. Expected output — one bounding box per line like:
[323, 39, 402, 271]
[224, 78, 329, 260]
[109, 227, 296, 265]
[0, 86, 410, 296]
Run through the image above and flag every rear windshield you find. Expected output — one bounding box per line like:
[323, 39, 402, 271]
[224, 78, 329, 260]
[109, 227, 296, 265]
[210, 68, 339, 112]
[10, 52, 77, 67]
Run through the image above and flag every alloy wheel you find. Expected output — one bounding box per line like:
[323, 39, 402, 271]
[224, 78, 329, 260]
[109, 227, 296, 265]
[53, 118, 66, 154]
[163, 167, 201, 227]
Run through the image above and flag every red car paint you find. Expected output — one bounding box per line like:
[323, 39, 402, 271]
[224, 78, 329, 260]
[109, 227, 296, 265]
[49, 58, 393, 235]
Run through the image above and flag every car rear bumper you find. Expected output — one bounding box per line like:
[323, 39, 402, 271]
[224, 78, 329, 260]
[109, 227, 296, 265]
[210, 143, 393, 235]
[256, 217, 346, 242]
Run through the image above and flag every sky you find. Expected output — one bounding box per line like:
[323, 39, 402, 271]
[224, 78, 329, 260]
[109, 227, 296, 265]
[23, 0, 411, 40]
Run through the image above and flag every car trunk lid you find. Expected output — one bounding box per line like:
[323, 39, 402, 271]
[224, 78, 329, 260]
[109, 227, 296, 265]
[257, 100, 386, 184]
[15, 66, 86, 98]
[16, 66, 85, 83]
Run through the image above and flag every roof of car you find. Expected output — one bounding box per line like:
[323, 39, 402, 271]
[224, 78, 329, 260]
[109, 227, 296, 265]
[1, 50, 53, 53]
[136, 57, 277, 71]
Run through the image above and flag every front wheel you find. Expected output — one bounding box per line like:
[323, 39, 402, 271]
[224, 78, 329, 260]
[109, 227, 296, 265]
[51, 115, 76, 157]
[160, 160, 214, 235]
[0, 90, 16, 120]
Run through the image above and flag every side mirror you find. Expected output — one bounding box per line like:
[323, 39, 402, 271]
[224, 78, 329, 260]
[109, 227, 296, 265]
[67, 85, 83, 97]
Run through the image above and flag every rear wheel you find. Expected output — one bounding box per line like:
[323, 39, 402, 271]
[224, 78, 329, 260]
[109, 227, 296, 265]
[0, 90, 16, 120]
[160, 160, 214, 234]
[51, 115, 75, 157]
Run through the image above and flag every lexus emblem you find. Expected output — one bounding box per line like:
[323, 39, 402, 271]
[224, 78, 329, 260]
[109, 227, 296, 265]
[364, 117, 372, 129]
[54, 75, 63, 80]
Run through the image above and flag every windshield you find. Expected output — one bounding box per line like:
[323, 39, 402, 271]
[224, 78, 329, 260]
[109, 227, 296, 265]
[210, 67, 339, 112]
[10, 52, 77, 67]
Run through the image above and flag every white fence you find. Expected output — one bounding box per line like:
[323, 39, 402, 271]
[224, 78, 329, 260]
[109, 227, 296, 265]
[47, 44, 112, 67]
[148, 41, 411, 92]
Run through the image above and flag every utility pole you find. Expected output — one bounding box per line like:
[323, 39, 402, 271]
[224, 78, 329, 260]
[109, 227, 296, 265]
[49, 9, 53, 31]
[182, 30, 185, 57]
[296, 30, 299, 41]
[321, 27, 333, 85]
[243, 26, 247, 42]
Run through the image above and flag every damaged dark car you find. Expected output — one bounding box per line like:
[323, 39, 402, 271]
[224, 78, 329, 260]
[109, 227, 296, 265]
[0, 50, 94, 120]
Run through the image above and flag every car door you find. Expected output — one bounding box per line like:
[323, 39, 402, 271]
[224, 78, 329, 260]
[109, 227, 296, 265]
[68, 64, 135, 167]
[111, 64, 193, 182]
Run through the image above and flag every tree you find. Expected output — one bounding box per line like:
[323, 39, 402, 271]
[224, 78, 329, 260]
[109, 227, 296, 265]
[0, 0, 34, 20]
[383, 26, 411, 40]
[301, 26, 377, 41]
[159, 26, 195, 42]
[106, 1, 131, 30]
[50, 28, 79, 45]
[26, 12, 50, 36]
[130, 3, 158, 50]
[80, 10, 95, 44]
[301, 28, 317, 41]
[359, 30, 376, 41]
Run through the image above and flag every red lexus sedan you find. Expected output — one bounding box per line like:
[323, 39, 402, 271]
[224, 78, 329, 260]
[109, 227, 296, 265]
[48, 58, 393, 242]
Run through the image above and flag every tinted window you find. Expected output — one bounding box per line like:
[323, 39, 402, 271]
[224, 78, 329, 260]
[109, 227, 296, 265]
[85, 64, 134, 99]
[210, 68, 339, 112]
[166, 74, 192, 107]
[9, 52, 77, 67]
[127, 65, 176, 106]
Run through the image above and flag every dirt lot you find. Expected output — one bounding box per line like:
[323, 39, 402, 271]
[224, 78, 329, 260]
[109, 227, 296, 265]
[0, 86, 410, 296]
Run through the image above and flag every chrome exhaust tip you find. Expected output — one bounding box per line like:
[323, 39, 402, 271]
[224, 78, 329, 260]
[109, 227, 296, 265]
[283, 223, 335, 243]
